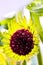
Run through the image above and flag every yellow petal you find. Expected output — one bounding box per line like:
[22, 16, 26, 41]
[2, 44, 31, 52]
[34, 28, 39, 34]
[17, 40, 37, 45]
[0, 53, 6, 65]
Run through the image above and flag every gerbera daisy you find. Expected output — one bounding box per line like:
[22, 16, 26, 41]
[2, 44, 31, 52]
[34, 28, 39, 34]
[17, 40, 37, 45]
[2, 16, 39, 61]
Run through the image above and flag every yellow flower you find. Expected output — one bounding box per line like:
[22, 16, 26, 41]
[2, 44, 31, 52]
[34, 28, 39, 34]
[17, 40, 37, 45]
[0, 47, 7, 65]
[2, 16, 39, 62]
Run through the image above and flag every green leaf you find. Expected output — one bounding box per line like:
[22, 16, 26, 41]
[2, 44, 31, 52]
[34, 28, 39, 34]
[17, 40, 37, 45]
[27, 2, 36, 10]
[0, 32, 3, 46]
[34, 8, 43, 16]
[27, 0, 43, 12]
[34, 0, 43, 4]
[4, 24, 8, 30]
[0, 42, 3, 46]
[22, 60, 26, 65]
[0, 16, 15, 30]
[30, 12, 43, 42]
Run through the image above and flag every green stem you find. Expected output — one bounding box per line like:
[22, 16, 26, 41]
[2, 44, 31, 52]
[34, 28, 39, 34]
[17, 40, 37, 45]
[37, 47, 43, 65]
[30, 11, 43, 65]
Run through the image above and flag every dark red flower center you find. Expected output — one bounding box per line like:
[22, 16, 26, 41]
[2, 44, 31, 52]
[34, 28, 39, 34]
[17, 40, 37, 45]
[10, 29, 34, 55]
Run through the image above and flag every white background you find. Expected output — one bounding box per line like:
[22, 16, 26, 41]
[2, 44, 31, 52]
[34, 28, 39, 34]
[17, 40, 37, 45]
[0, 0, 33, 19]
